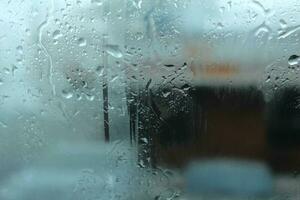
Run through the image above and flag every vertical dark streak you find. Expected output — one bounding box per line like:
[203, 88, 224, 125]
[129, 104, 133, 144]
[126, 82, 138, 144]
[103, 81, 110, 142]
[102, 34, 109, 142]
[101, 1, 110, 142]
[129, 95, 137, 143]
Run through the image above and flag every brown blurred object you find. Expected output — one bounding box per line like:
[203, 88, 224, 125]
[134, 84, 300, 173]
[153, 87, 267, 168]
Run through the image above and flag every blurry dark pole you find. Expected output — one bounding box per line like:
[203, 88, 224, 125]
[102, 2, 110, 142]
[102, 51, 109, 142]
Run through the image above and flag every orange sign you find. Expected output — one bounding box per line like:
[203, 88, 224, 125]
[191, 63, 239, 77]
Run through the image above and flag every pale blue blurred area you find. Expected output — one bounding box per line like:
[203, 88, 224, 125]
[185, 159, 273, 198]
[0, 141, 140, 200]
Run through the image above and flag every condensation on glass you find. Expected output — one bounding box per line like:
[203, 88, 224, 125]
[0, 0, 300, 199]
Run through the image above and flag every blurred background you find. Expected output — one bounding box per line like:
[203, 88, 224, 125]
[1, 0, 300, 199]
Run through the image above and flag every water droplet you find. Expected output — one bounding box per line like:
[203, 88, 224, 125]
[154, 195, 161, 200]
[25, 28, 31, 36]
[16, 45, 23, 54]
[0, 121, 7, 128]
[254, 22, 271, 39]
[96, 65, 104, 76]
[76, 0, 82, 5]
[227, 1, 232, 9]
[219, 6, 226, 13]
[79, 16, 85, 22]
[138, 160, 146, 168]
[164, 64, 175, 68]
[91, 0, 103, 6]
[288, 55, 300, 65]
[54, 18, 60, 25]
[40, 109, 46, 115]
[132, 0, 142, 9]
[62, 90, 73, 99]
[162, 90, 171, 98]
[76, 94, 82, 101]
[140, 137, 148, 144]
[279, 19, 287, 28]
[12, 65, 18, 76]
[265, 75, 271, 83]
[3, 68, 10, 74]
[217, 22, 224, 29]
[77, 37, 87, 47]
[52, 30, 62, 40]
[85, 94, 95, 101]
[105, 45, 123, 58]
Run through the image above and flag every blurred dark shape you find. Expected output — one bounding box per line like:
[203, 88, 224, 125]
[130, 83, 300, 173]
[268, 87, 300, 172]
[133, 86, 267, 168]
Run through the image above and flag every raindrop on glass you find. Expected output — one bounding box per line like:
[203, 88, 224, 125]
[25, 28, 30, 36]
[91, 0, 103, 6]
[279, 19, 287, 28]
[288, 55, 300, 65]
[162, 90, 171, 98]
[140, 137, 148, 144]
[16, 45, 23, 54]
[265, 75, 271, 83]
[105, 45, 123, 58]
[77, 37, 87, 47]
[85, 94, 95, 101]
[52, 30, 62, 40]
[61, 90, 73, 99]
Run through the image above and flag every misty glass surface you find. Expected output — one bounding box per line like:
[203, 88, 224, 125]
[1, 0, 300, 199]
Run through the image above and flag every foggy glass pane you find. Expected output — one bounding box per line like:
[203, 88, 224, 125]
[1, 0, 300, 199]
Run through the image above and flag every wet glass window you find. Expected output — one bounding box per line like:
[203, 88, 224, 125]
[1, 0, 300, 199]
